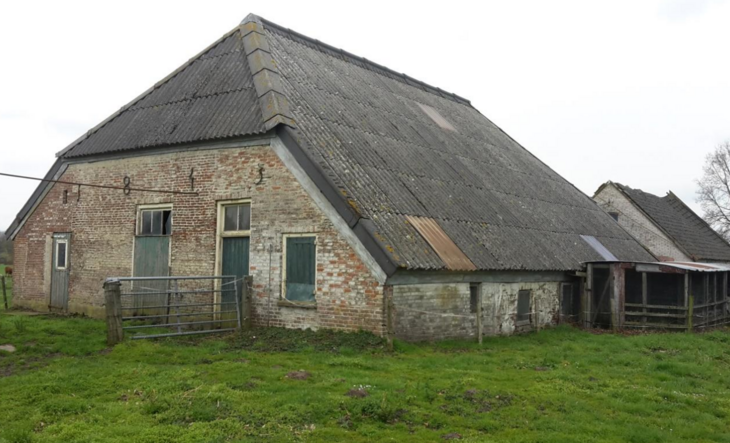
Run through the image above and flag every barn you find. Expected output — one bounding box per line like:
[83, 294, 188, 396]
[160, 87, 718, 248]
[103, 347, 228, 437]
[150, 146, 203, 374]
[4, 15, 653, 340]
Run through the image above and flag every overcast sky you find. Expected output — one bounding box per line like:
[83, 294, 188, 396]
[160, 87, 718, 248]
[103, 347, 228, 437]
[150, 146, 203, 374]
[1, 0, 728, 230]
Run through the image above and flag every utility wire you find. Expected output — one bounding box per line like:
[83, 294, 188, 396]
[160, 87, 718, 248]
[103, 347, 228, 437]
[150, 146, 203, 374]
[0, 172, 198, 196]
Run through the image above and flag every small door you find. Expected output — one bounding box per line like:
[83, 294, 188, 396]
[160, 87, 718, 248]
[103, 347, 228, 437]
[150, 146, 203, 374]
[50, 233, 70, 311]
[132, 236, 170, 316]
[221, 237, 250, 310]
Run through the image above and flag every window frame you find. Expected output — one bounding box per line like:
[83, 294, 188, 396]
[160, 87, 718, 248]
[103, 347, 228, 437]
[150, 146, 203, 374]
[55, 239, 68, 270]
[219, 201, 252, 238]
[516, 289, 532, 325]
[281, 233, 318, 303]
[136, 204, 173, 237]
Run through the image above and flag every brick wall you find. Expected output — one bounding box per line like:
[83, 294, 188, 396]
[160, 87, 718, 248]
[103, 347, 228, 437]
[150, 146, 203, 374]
[391, 281, 561, 341]
[12, 142, 385, 335]
[594, 185, 690, 261]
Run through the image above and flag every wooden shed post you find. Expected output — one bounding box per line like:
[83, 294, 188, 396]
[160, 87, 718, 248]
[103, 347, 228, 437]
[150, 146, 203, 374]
[104, 279, 123, 346]
[684, 273, 689, 330]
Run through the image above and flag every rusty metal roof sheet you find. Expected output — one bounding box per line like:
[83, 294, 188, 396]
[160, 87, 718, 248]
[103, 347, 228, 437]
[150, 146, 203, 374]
[407, 216, 476, 271]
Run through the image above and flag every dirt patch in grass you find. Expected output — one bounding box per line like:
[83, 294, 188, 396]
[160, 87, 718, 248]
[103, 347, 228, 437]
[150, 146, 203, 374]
[286, 370, 311, 380]
[346, 388, 369, 398]
[229, 327, 387, 353]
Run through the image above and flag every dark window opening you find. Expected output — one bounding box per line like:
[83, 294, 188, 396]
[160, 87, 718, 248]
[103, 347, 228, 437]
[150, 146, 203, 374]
[140, 209, 172, 236]
[224, 204, 251, 232]
[517, 289, 531, 323]
[469, 284, 479, 313]
[625, 269, 643, 304]
[285, 236, 316, 302]
[608, 212, 619, 222]
[56, 242, 67, 269]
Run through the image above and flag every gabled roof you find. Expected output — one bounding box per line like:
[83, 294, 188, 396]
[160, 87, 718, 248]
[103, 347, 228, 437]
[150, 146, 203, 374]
[602, 182, 730, 262]
[7, 14, 655, 272]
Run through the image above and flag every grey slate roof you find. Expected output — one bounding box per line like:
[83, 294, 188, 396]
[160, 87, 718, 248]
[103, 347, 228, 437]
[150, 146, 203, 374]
[613, 183, 730, 262]
[12, 15, 655, 271]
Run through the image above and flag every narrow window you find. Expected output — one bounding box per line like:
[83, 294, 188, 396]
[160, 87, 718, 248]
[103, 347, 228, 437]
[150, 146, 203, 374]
[223, 204, 251, 232]
[608, 212, 619, 222]
[56, 241, 67, 269]
[469, 283, 479, 313]
[139, 208, 172, 235]
[517, 289, 532, 324]
[284, 236, 316, 302]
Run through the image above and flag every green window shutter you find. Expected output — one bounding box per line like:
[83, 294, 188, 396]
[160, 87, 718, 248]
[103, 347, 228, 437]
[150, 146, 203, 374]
[286, 237, 316, 302]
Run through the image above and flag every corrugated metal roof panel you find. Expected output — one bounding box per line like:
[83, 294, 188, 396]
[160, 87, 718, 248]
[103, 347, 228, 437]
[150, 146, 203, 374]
[407, 216, 476, 271]
[62, 31, 265, 159]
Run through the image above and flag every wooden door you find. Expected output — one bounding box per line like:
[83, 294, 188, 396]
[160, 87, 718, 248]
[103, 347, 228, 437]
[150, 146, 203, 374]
[132, 236, 170, 316]
[221, 237, 249, 319]
[50, 233, 70, 311]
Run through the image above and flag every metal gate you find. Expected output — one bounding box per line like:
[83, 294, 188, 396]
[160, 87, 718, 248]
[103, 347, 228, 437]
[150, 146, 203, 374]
[107, 275, 250, 340]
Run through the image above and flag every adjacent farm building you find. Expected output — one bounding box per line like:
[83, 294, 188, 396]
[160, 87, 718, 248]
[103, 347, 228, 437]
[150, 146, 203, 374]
[6, 15, 656, 340]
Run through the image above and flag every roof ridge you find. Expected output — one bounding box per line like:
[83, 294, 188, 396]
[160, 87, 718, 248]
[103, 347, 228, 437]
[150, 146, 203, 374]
[253, 15, 473, 107]
[56, 26, 244, 158]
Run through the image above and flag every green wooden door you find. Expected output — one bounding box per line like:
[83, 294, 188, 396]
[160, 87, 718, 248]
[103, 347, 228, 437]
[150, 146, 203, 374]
[133, 236, 170, 316]
[285, 237, 316, 302]
[221, 237, 250, 318]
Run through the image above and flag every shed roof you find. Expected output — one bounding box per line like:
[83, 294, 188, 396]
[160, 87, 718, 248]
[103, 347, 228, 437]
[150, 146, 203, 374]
[8, 14, 654, 272]
[607, 183, 730, 262]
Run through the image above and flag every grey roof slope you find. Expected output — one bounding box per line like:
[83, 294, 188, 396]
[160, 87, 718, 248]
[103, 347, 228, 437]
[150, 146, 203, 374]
[10, 15, 654, 271]
[612, 183, 730, 262]
[60, 30, 266, 158]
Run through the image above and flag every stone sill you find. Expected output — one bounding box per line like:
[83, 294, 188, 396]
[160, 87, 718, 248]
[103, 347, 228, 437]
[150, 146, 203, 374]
[277, 300, 317, 309]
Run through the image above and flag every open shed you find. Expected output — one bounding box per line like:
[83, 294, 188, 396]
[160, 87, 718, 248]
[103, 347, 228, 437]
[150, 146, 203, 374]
[585, 261, 730, 331]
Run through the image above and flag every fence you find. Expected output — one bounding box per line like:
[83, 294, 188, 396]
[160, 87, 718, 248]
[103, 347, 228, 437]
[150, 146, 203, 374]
[103, 275, 253, 345]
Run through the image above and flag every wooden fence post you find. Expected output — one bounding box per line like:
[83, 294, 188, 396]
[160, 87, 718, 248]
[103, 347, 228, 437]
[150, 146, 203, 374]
[1, 276, 7, 310]
[104, 279, 123, 345]
[242, 276, 253, 330]
[687, 295, 694, 332]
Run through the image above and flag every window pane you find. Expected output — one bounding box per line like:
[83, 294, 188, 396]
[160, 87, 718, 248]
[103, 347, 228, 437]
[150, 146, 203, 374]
[238, 204, 251, 231]
[151, 211, 163, 235]
[162, 210, 172, 235]
[285, 237, 316, 302]
[141, 211, 152, 235]
[517, 290, 531, 322]
[57, 242, 67, 268]
[224, 206, 238, 231]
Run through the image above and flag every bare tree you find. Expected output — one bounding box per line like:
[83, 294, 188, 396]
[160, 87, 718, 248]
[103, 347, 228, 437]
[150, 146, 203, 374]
[697, 141, 730, 240]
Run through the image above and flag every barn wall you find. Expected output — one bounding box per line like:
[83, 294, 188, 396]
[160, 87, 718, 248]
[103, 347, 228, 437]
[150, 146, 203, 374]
[594, 184, 690, 262]
[391, 281, 561, 341]
[12, 142, 385, 335]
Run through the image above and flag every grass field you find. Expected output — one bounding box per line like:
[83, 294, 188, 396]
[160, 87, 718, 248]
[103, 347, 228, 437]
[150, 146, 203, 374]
[1, 314, 730, 442]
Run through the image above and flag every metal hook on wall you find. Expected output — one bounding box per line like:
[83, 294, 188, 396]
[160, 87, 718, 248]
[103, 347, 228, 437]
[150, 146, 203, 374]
[189, 167, 195, 191]
[254, 165, 265, 185]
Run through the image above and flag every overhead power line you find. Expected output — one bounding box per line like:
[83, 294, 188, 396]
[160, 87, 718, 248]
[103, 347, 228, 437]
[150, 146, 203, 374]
[0, 172, 198, 196]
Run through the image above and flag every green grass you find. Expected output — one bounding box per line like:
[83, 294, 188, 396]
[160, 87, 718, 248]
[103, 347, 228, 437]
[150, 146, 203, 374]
[1, 315, 730, 442]
[0, 264, 11, 310]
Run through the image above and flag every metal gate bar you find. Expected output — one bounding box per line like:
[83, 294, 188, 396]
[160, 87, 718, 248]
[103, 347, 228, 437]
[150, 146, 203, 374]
[106, 275, 244, 340]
